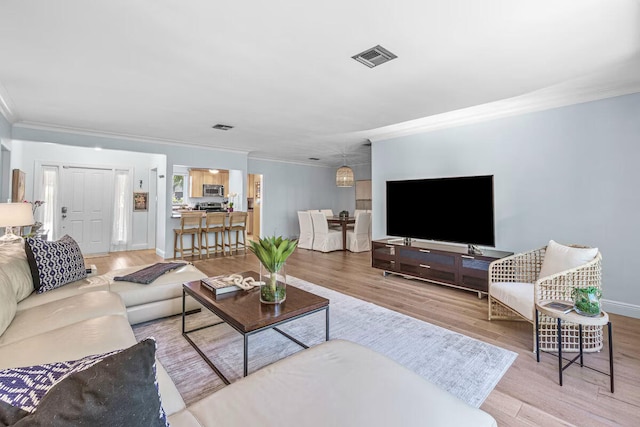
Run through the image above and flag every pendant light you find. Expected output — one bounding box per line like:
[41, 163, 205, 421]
[336, 154, 354, 187]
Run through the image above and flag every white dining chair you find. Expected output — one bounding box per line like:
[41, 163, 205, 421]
[310, 212, 342, 252]
[346, 212, 371, 252]
[321, 209, 334, 218]
[297, 211, 314, 250]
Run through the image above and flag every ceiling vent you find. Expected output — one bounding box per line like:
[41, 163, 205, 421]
[352, 45, 397, 68]
[212, 124, 234, 131]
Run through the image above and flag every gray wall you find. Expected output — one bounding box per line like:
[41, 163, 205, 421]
[372, 92, 640, 317]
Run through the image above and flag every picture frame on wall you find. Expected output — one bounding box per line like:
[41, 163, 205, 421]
[133, 191, 148, 212]
[11, 169, 25, 202]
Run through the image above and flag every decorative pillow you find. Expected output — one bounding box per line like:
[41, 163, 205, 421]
[0, 338, 168, 426]
[538, 240, 598, 279]
[24, 235, 87, 294]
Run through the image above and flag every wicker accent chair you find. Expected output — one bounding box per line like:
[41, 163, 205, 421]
[488, 242, 602, 353]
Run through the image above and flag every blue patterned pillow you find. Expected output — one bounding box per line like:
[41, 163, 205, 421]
[0, 338, 168, 426]
[24, 235, 87, 293]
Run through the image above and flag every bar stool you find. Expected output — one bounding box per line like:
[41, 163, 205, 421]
[536, 301, 614, 392]
[224, 211, 248, 256]
[201, 212, 227, 258]
[173, 212, 203, 260]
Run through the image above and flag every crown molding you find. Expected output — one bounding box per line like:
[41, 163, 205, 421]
[12, 121, 250, 156]
[0, 80, 18, 123]
[369, 58, 640, 142]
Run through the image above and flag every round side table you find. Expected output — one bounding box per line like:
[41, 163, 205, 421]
[535, 300, 614, 392]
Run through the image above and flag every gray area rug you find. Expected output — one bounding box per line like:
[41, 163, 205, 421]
[133, 276, 517, 408]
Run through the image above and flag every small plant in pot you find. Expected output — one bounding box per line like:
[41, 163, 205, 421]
[571, 286, 602, 316]
[248, 236, 298, 304]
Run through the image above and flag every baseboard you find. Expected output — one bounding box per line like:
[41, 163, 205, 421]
[156, 248, 166, 259]
[130, 243, 149, 251]
[602, 298, 640, 319]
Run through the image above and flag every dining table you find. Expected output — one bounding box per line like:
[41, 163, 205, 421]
[326, 216, 356, 251]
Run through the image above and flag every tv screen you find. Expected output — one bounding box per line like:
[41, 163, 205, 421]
[386, 175, 495, 246]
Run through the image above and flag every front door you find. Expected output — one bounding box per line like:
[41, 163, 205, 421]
[61, 167, 112, 254]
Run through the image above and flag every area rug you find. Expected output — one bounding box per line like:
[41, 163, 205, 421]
[133, 276, 517, 408]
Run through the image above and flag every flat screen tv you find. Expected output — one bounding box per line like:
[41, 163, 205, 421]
[386, 175, 495, 247]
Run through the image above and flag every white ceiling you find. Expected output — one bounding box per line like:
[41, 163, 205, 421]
[1, 0, 639, 167]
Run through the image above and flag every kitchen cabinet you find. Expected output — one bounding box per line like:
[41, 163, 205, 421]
[247, 211, 254, 235]
[189, 169, 230, 198]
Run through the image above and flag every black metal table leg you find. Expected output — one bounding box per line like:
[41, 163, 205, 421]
[535, 308, 540, 362]
[326, 306, 330, 341]
[557, 317, 563, 386]
[243, 334, 249, 377]
[182, 289, 186, 334]
[579, 324, 584, 367]
[609, 321, 614, 393]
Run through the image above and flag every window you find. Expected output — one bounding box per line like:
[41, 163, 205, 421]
[172, 174, 187, 205]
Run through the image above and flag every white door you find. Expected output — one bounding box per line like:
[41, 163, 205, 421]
[61, 167, 112, 254]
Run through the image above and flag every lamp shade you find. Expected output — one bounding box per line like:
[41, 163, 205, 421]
[0, 203, 35, 227]
[336, 166, 355, 187]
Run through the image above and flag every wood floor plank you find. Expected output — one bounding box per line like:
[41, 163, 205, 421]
[89, 249, 640, 427]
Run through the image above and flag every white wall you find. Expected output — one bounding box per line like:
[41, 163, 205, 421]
[13, 140, 165, 250]
[373, 92, 640, 318]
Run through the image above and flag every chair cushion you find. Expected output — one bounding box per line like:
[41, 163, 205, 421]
[24, 235, 87, 293]
[538, 240, 598, 279]
[0, 338, 168, 426]
[490, 282, 534, 321]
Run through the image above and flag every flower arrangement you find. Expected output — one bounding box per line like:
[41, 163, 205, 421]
[248, 236, 298, 303]
[571, 286, 602, 316]
[24, 200, 45, 215]
[226, 192, 238, 211]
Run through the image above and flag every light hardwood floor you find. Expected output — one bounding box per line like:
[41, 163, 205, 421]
[89, 249, 640, 427]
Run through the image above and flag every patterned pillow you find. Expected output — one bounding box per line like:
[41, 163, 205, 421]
[24, 235, 87, 293]
[0, 338, 168, 426]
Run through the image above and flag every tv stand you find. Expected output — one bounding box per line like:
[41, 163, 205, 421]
[371, 239, 513, 297]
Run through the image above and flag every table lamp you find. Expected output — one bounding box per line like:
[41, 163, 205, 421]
[0, 203, 35, 244]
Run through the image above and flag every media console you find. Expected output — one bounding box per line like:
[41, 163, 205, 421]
[371, 239, 513, 297]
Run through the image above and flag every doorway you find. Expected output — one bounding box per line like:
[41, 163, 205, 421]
[247, 173, 262, 240]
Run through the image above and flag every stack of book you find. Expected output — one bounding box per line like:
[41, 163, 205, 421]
[200, 276, 242, 296]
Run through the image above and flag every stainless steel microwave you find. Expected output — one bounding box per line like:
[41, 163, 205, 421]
[203, 184, 224, 197]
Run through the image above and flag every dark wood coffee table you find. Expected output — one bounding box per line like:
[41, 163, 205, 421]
[182, 271, 330, 384]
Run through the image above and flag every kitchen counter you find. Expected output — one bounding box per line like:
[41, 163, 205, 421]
[171, 210, 230, 219]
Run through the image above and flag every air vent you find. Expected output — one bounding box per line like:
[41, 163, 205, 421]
[352, 45, 397, 68]
[212, 124, 234, 131]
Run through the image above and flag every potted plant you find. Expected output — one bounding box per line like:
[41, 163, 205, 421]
[571, 286, 602, 316]
[248, 236, 298, 304]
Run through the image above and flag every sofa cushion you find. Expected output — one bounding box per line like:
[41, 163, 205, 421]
[539, 240, 598, 279]
[489, 282, 534, 321]
[107, 263, 206, 307]
[0, 244, 35, 302]
[0, 291, 127, 347]
[24, 235, 87, 294]
[16, 275, 110, 312]
[0, 338, 169, 426]
[0, 270, 17, 337]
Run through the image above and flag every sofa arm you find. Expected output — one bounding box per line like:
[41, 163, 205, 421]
[535, 251, 602, 302]
[489, 247, 545, 286]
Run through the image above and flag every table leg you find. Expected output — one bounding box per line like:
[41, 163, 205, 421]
[326, 306, 330, 341]
[535, 308, 540, 362]
[558, 317, 563, 386]
[608, 322, 614, 393]
[579, 324, 584, 367]
[342, 222, 347, 251]
[182, 289, 186, 334]
[243, 334, 249, 377]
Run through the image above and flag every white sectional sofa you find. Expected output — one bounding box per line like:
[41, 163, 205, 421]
[0, 242, 497, 426]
